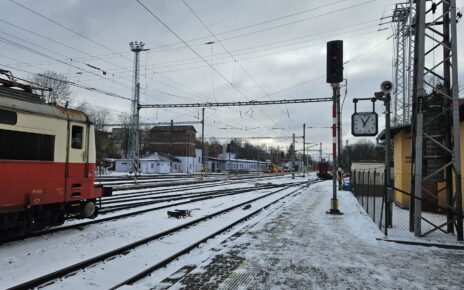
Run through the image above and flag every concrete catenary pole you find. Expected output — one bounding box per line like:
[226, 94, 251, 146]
[292, 133, 295, 179]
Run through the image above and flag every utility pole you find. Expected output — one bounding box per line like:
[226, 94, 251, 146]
[375, 81, 393, 233]
[346, 140, 350, 173]
[292, 133, 295, 179]
[170, 119, 173, 173]
[127, 41, 148, 175]
[201, 108, 205, 179]
[337, 83, 342, 190]
[303, 123, 306, 178]
[257, 148, 260, 176]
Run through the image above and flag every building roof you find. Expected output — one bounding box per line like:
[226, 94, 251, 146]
[139, 153, 180, 163]
[376, 98, 464, 142]
[150, 125, 197, 133]
[376, 124, 411, 142]
[158, 152, 181, 163]
[0, 85, 90, 123]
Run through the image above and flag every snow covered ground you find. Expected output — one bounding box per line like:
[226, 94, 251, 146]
[151, 181, 464, 290]
[0, 176, 309, 289]
[4, 176, 460, 289]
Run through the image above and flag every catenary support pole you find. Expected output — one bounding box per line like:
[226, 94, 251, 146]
[385, 92, 392, 230]
[413, 0, 426, 237]
[170, 120, 173, 173]
[201, 108, 205, 179]
[303, 123, 306, 178]
[292, 133, 295, 179]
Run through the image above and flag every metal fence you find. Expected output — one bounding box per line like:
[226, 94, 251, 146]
[352, 169, 388, 235]
[352, 169, 462, 242]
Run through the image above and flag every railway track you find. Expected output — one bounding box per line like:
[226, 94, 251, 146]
[99, 181, 274, 211]
[6, 180, 317, 290]
[0, 183, 285, 245]
[97, 173, 279, 190]
[99, 184, 279, 213]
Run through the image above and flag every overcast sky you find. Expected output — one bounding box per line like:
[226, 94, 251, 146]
[1, 0, 463, 159]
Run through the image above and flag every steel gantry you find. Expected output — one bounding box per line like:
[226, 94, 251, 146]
[411, 0, 462, 240]
[138, 97, 332, 108]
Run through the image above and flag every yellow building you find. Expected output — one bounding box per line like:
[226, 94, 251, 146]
[380, 122, 464, 212]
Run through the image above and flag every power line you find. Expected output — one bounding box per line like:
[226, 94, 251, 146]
[182, 0, 284, 126]
[0, 63, 131, 101]
[141, 0, 376, 52]
[152, 29, 381, 74]
[9, 0, 129, 60]
[104, 20, 378, 73]
[135, 0, 276, 128]
[2, 3, 214, 111]
[136, 0, 248, 99]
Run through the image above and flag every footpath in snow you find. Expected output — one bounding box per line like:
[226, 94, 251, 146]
[155, 180, 464, 290]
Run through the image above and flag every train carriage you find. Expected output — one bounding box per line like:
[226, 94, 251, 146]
[0, 84, 107, 235]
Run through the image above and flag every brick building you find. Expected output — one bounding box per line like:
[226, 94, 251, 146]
[144, 125, 197, 157]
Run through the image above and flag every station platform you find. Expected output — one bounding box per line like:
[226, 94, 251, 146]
[157, 181, 464, 290]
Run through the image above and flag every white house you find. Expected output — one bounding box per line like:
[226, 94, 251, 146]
[114, 153, 181, 174]
[177, 148, 202, 173]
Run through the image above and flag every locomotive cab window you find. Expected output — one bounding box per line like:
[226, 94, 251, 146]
[71, 125, 84, 149]
[0, 129, 54, 161]
[0, 109, 17, 125]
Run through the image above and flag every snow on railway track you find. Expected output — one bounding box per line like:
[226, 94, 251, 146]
[1, 178, 317, 290]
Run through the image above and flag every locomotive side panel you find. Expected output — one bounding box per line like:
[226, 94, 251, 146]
[66, 122, 100, 202]
[0, 110, 68, 209]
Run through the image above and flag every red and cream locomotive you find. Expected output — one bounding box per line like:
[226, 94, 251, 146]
[0, 76, 109, 236]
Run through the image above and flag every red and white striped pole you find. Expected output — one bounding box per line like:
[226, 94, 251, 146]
[326, 40, 343, 215]
[327, 83, 342, 214]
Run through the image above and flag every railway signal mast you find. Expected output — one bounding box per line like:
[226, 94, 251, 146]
[326, 40, 343, 215]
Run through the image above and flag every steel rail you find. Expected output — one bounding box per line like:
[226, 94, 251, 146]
[1, 184, 283, 245]
[6, 181, 312, 290]
[99, 185, 280, 213]
[111, 182, 316, 288]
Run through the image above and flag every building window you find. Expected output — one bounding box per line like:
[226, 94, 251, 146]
[0, 109, 17, 125]
[71, 125, 84, 149]
[151, 163, 154, 168]
[0, 129, 54, 161]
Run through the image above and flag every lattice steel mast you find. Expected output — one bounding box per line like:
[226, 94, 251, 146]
[127, 41, 148, 163]
[392, 1, 415, 125]
[411, 0, 462, 240]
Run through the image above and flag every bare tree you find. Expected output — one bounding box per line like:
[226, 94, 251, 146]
[31, 70, 71, 105]
[74, 100, 110, 131]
